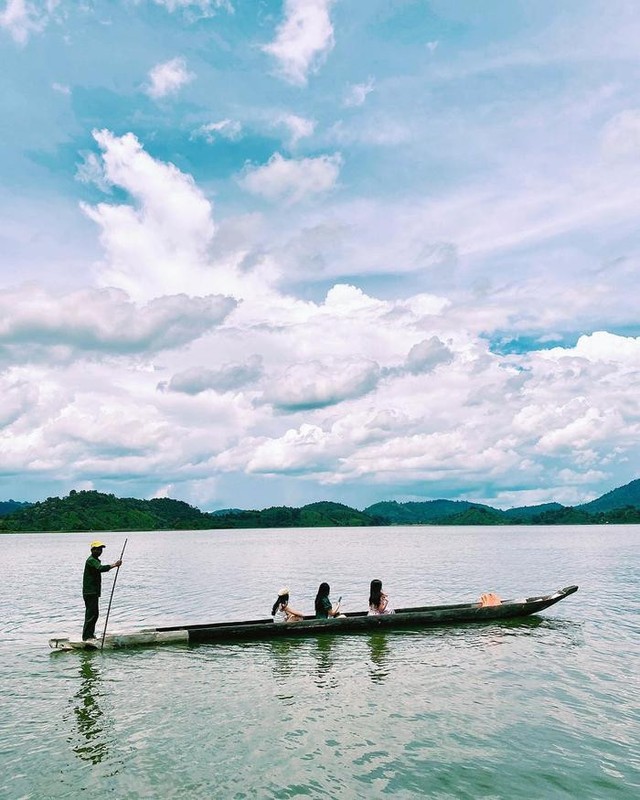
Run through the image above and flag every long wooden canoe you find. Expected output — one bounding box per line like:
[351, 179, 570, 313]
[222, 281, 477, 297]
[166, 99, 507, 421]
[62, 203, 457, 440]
[49, 585, 578, 651]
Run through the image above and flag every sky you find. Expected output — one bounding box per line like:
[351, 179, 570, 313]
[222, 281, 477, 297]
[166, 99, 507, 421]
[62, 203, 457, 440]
[1, 0, 640, 511]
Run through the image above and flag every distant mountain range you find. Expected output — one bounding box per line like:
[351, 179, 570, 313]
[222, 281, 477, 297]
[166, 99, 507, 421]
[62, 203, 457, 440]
[1, 480, 639, 532]
[364, 479, 640, 525]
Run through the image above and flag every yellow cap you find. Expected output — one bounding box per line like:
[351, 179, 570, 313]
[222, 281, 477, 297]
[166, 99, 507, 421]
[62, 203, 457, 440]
[278, 587, 290, 596]
[90, 540, 106, 549]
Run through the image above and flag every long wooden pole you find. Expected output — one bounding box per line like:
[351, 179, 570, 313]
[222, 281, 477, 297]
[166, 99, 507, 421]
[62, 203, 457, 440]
[100, 538, 128, 651]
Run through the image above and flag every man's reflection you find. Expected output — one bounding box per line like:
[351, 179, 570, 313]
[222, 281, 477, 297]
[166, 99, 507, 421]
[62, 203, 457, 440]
[71, 652, 108, 764]
[367, 632, 390, 684]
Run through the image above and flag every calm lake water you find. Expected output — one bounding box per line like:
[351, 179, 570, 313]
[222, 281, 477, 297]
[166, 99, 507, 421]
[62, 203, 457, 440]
[1, 525, 638, 799]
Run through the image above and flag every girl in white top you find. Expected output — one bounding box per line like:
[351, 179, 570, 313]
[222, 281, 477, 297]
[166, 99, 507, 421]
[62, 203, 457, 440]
[368, 579, 394, 615]
[271, 587, 305, 622]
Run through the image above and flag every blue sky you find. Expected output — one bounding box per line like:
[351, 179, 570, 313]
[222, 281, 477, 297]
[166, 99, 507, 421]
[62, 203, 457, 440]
[1, 0, 639, 510]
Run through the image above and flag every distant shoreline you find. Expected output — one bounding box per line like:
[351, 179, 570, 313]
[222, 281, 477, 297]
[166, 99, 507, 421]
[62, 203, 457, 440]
[1, 485, 639, 533]
[1, 521, 637, 535]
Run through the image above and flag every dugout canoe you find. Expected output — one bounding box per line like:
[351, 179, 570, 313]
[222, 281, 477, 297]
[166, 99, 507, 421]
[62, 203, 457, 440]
[49, 585, 578, 651]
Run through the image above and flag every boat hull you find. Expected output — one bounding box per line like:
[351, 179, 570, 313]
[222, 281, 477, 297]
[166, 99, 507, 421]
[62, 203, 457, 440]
[50, 585, 577, 650]
[181, 585, 579, 643]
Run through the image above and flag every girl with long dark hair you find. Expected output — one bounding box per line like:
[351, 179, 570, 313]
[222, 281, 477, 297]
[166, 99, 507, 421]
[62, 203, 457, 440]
[368, 579, 394, 615]
[314, 582, 342, 618]
[271, 587, 304, 622]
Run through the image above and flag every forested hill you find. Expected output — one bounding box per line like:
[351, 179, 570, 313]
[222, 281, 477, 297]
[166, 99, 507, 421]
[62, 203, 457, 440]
[0, 491, 382, 532]
[204, 502, 380, 529]
[576, 478, 640, 513]
[365, 499, 499, 524]
[365, 497, 640, 526]
[1, 481, 640, 532]
[0, 491, 215, 532]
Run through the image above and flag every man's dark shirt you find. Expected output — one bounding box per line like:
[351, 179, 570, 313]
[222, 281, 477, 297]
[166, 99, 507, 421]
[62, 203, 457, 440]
[82, 555, 111, 596]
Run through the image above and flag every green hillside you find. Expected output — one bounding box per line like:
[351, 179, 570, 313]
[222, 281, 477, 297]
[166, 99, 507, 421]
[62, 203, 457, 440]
[503, 503, 565, 521]
[364, 488, 640, 526]
[0, 490, 218, 532]
[518, 505, 595, 525]
[363, 501, 419, 524]
[206, 502, 380, 529]
[301, 501, 381, 526]
[577, 478, 640, 513]
[365, 499, 487, 524]
[438, 506, 509, 525]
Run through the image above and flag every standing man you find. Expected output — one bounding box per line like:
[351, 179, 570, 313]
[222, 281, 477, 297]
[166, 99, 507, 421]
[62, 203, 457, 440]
[82, 541, 123, 643]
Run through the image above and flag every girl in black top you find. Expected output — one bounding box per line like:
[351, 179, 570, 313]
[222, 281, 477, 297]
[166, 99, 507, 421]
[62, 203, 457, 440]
[314, 582, 341, 618]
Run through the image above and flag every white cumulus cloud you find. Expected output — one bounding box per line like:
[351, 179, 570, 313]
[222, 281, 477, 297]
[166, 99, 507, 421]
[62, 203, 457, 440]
[276, 113, 316, 148]
[264, 358, 381, 411]
[0, 0, 45, 44]
[146, 56, 194, 99]
[543, 331, 640, 365]
[191, 119, 242, 143]
[0, 285, 236, 359]
[405, 337, 454, 375]
[262, 0, 335, 86]
[164, 355, 263, 395]
[239, 152, 342, 203]
[81, 129, 217, 301]
[217, 423, 339, 475]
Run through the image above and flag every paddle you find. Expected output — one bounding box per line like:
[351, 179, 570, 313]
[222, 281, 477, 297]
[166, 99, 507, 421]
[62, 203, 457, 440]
[100, 538, 127, 651]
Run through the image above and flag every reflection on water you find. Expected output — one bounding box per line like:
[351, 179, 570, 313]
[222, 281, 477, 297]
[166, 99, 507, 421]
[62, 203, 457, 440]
[265, 633, 342, 690]
[367, 632, 390, 684]
[313, 635, 338, 689]
[259, 619, 582, 696]
[267, 636, 305, 681]
[266, 637, 307, 704]
[68, 652, 110, 764]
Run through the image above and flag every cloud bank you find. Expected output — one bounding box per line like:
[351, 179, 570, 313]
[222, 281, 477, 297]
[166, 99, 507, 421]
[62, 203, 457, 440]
[3, 2, 640, 511]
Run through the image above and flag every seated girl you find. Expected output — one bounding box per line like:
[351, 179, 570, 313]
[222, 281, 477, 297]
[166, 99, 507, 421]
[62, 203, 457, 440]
[314, 582, 343, 618]
[368, 579, 395, 615]
[271, 588, 305, 622]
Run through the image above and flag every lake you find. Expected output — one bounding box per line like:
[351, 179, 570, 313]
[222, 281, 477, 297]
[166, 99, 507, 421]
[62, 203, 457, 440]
[1, 525, 638, 799]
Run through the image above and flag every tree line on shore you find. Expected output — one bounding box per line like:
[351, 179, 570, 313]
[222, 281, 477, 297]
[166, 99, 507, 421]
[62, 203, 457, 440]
[0, 480, 639, 532]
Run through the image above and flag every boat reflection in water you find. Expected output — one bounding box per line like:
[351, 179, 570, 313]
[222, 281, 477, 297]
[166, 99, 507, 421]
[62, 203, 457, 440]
[70, 652, 109, 765]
